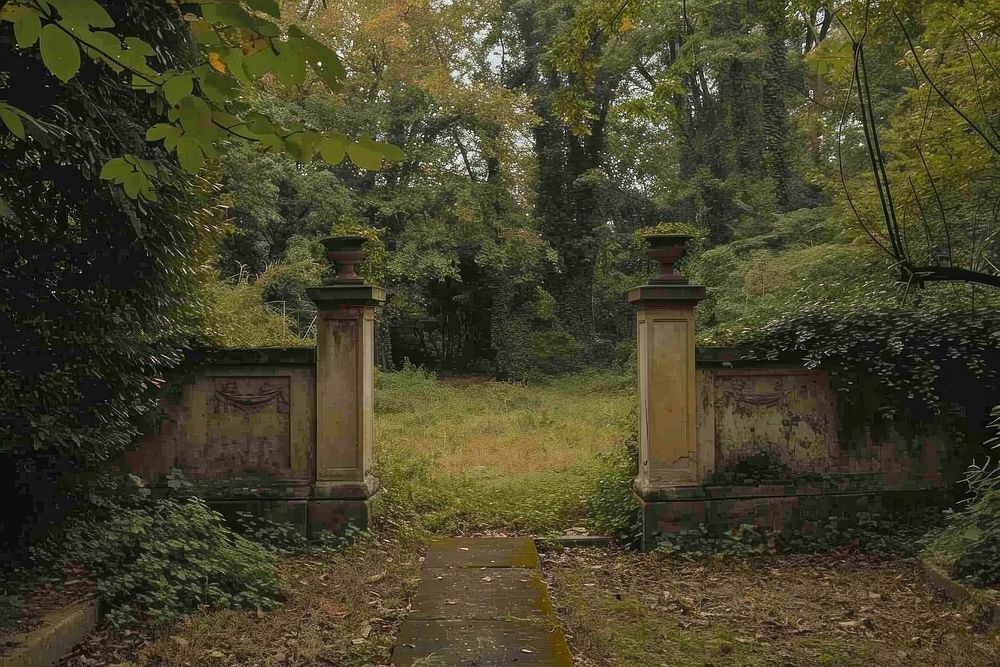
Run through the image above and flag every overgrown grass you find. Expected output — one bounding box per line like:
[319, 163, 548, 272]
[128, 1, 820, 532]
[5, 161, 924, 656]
[372, 365, 635, 536]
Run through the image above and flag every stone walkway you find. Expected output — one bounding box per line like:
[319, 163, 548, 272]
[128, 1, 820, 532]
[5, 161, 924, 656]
[391, 537, 573, 666]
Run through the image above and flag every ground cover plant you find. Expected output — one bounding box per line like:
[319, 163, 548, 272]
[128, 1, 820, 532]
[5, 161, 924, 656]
[372, 365, 636, 536]
[925, 405, 1000, 589]
[57, 535, 422, 667]
[23, 473, 284, 630]
[543, 546, 1000, 667]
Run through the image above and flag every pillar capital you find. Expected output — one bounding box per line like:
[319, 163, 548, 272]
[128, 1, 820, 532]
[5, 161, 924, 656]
[628, 284, 706, 307]
[307, 284, 386, 310]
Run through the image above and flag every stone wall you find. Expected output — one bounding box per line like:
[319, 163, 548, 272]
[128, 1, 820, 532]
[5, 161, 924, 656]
[124, 348, 333, 534]
[638, 348, 967, 545]
[125, 348, 315, 486]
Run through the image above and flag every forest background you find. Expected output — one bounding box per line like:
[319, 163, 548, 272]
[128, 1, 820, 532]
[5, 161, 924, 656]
[194, 0, 1000, 389]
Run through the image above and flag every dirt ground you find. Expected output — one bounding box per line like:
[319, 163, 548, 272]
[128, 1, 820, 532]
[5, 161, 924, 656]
[541, 546, 1000, 667]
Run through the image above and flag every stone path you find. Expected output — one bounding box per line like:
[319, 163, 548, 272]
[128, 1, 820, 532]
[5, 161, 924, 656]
[391, 537, 573, 666]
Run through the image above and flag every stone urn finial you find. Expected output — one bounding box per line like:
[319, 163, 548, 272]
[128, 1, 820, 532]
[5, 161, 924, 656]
[321, 235, 366, 284]
[644, 233, 693, 285]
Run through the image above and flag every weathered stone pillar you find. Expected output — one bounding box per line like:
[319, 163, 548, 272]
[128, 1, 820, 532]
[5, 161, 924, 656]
[306, 236, 385, 536]
[629, 234, 706, 549]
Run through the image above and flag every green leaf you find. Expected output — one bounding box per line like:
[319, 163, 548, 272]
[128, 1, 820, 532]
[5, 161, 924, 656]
[245, 113, 273, 135]
[176, 135, 205, 173]
[99, 157, 132, 182]
[241, 47, 276, 78]
[132, 73, 159, 94]
[0, 105, 25, 140]
[82, 30, 123, 66]
[286, 130, 321, 162]
[245, 0, 281, 19]
[39, 23, 82, 82]
[318, 134, 346, 165]
[202, 4, 254, 28]
[288, 25, 346, 91]
[270, 42, 306, 88]
[4, 5, 42, 48]
[124, 36, 155, 57]
[177, 95, 213, 135]
[146, 123, 180, 144]
[122, 170, 144, 198]
[196, 67, 238, 103]
[375, 141, 405, 162]
[250, 133, 283, 152]
[45, 0, 114, 29]
[163, 74, 194, 106]
[346, 137, 383, 171]
[189, 19, 221, 46]
[0, 3, 24, 21]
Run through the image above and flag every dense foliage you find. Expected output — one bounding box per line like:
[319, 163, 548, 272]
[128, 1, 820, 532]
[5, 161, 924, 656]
[31, 473, 284, 628]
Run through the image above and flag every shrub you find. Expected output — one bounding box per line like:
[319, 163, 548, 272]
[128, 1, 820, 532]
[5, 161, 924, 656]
[584, 394, 640, 545]
[493, 317, 584, 382]
[201, 267, 306, 348]
[925, 405, 1000, 588]
[231, 511, 360, 554]
[33, 474, 284, 629]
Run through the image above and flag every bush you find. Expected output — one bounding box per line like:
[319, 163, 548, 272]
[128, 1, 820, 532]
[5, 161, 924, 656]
[583, 394, 640, 545]
[33, 474, 284, 629]
[925, 405, 1000, 588]
[493, 317, 584, 382]
[201, 267, 307, 348]
[231, 511, 359, 554]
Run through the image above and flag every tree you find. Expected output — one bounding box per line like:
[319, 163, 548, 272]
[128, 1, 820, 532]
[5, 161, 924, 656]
[0, 0, 402, 199]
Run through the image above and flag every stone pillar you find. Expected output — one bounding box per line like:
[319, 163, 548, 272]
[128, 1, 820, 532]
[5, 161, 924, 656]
[628, 234, 706, 549]
[306, 236, 385, 536]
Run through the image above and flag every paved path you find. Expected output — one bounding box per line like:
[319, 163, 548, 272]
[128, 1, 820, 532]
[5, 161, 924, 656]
[391, 537, 573, 666]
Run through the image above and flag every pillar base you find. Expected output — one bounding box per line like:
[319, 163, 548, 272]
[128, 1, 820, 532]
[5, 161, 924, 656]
[307, 497, 373, 537]
[308, 477, 378, 537]
[312, 477, 379, 500]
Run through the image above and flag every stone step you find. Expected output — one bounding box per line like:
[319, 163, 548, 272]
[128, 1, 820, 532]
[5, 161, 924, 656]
[391, 537, 573, 667]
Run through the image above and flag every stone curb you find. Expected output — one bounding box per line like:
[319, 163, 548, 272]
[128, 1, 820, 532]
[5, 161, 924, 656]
[920, 560, 1000, 628]
[0, 599, 99, 667]
[539, 535, 614, 549]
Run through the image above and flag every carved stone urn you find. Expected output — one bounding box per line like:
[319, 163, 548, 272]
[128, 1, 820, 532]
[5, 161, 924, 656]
[644, 233, 693, 284]
[321, 235, 366, 284]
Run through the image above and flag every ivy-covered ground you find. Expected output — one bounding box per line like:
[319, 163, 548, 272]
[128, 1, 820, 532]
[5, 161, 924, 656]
[543, 547, 1000, 667]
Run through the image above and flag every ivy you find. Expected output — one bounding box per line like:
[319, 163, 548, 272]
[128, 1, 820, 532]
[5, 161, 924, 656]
[742, 303, 1000, 417]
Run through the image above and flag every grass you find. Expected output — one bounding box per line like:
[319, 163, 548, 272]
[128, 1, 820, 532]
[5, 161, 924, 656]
[372, 366, 635, 535]
[543, 547, 1000, 667]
